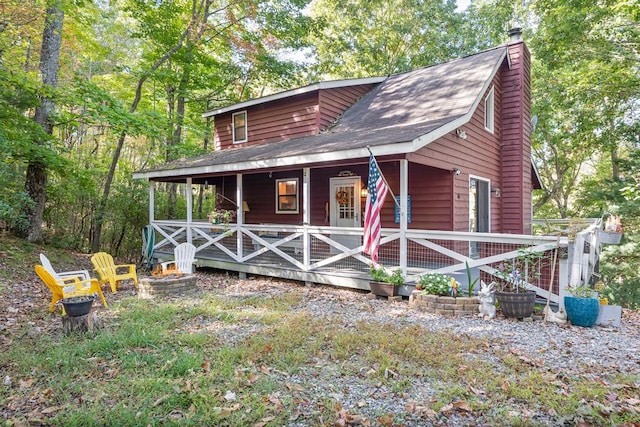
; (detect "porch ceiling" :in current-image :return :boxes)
[134,47,507,181]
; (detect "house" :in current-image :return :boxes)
[134,29,569,300]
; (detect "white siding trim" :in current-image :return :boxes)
[484,86,495,133]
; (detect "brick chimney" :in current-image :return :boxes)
[500,29,532,234]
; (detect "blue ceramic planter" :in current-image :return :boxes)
[564,296,599,328]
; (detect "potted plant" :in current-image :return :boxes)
[599,214,623,244]
[564,285,599,327]
[208,209,236,225]
[369,265,405,297]
[492,249,544,319]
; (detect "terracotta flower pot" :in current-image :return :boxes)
[369,281,399,297]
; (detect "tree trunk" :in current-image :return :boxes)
[25,2,63,243]
[611,147,620,180]
[165,58,190,220]
[90,0,209,251]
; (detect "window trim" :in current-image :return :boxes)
[232,110,248,144]
[275,178,299,214]
[484,86,495,133]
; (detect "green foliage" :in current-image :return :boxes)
[576,147,640,308]
[0,191,33,237]
[566,285,597,299]
[530,0,639,218]
[307,0,468,79]
[465,261,479,297]
[494,249,546,293]
[369,265,405,286]
[417,272,454,296]
[600,235,640,310]
[388,268,406,286]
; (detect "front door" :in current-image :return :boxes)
[469,177,490,258]
[330,177,361,250]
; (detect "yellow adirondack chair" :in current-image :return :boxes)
[91,252,138,293]
[35,265,108,313]
[40,253,91,281]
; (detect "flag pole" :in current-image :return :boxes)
[367,146,402,212]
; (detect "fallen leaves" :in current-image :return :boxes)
[509,347,544,367]
[334,402,369,426]
[3,249,640,427]
[440,400,472,414]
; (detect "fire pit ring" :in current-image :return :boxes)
[138,275,198,298]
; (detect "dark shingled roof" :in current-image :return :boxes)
[135,46,507,178]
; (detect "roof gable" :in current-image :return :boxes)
[203,77,386,118]
[135,46,508,179]
[337,47,506,136]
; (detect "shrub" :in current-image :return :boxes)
[370,265,405,286]
[418,272,456,296]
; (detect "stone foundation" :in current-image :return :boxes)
[409,291,478,317]
[138,275,198,298]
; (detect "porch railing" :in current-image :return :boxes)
[150,220,575,304]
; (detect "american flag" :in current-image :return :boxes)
[363,153,389,264]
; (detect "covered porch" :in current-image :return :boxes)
[136,155,605,310]
[148,217,603,308]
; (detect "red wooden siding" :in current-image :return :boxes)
[243,171,304,225]
[318,85,375,130]
[215,94,319,149]
[205,45,532,235]
[407,68,503,234]
[226,162,452,230]
[214,84,376,150]
[500,41,532,234]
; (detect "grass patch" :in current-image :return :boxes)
[2,236,639,426]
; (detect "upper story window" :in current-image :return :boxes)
[275,178,299,214]
[484,87,495,133]
[232,111,247,143]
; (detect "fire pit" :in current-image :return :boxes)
[138,274,198,298]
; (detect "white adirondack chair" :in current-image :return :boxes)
[160,243,196,274]
[40,253,91,281]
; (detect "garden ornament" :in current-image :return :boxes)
[477,281,496,320]
[543,306,568,325]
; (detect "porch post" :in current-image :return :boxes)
[400,160,408,275]
[558,237,569,310]
[148,181,154,224]
[186,178,193,243]
[236,173,244,262]
[303,167,310,270]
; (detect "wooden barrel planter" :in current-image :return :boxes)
[495,291,536,319]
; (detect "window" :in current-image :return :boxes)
[275,178,298,214]
[232,111,247,143]
[484,87,494,133]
